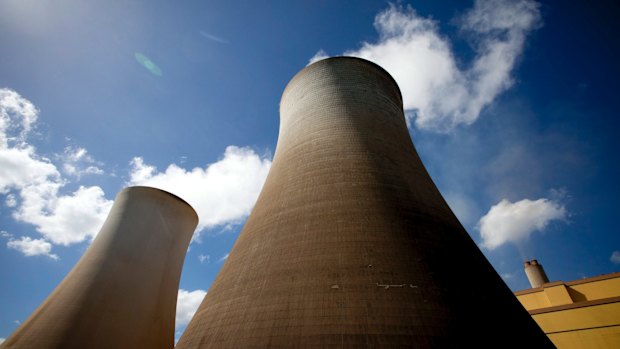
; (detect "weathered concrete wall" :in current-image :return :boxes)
[176,57,552,348]
[1,186,197,349]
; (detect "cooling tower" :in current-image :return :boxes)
[176,57,553,347]
[1,186,197,349]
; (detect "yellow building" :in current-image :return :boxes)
[515,263,620,348]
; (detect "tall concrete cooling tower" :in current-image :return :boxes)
[176,57,553,347]
[1,186,197,349]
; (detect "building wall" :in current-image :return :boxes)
[515,272,620,348]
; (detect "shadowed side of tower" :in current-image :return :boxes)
[1,186,198,349]
[177,57,553,348]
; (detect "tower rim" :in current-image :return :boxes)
[281,56,403,107]
[122,186,198,222]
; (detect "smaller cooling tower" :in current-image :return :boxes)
[1,186,198,349]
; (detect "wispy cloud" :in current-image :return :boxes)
[411,97,589,244]
[198,254,210,264]
[443,192,480,227]
[217,253,229,263]
[312,0,542,131]
[199,31,229,44]
[611,251,620,265]
[5,193,17,207]
[0,89,38,144]
[308,49,328,65]
[478,198,567,250]
[500,272,514,281]
[60,145,104,178]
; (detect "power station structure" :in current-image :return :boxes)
[524,259,550,288]
[1,187,198,349]
[1,57,555,348]
[176,57,553,347]
[516,261,620,348]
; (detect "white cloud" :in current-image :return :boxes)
[0,88,38,146]
[7,236,59,260]
[217,253,229,263]
[14,185,113,245]
[2,89,272,255]
[0,145,59,194]
[129,146,271,234]
[198,254,210,264]
[0,88,113,250]
[61,145,104,178]
[176,289,206,329]
[308,49,329,65]
[611,251,620,265]
[478,198,566,250]
[5,193,17,207]
[128,157,155,183]
[310,0,541,131]
[0,337,4,344]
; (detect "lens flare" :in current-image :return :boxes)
[134,53,163,76]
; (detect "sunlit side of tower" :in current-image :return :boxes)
[177,57,553,347]
[1,186,198,349]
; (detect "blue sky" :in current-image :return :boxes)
[1,0,619,343]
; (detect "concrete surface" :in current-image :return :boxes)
[176,57,553,348]
[1,186,198,349]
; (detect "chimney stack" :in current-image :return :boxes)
[524,259,550,288]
